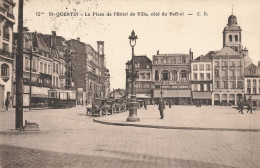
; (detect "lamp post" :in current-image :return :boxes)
[29,51,32,111]
[16,0,24,129]
[126,30,140,122]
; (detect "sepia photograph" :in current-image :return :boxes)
[0,0,260,167]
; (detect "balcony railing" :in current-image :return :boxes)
[0,6,15,20]
[0,48,13,59]
[7,12,14,19]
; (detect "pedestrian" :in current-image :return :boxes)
[247,96,253,114]
[158,99,165,119]
[144,100,147,110]
[196,100,199,107]
[169,101,171,108]
[238,98,244,114]
[199,100,202,107]
[5,99,9,111]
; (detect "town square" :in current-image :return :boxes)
[0,0,260,167]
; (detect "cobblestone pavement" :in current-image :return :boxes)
[95,105,260,130]
[0,106,260,168]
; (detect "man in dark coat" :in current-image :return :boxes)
[5,99,9,111]
[144,100,147,110]
[169,101,171,108]
[158,99,165,119]
[247,96,253,114]
[238,97,244,114]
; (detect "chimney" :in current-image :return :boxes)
[258,61,260,67]
[77,37,80,41]
[242,47,248,57]
[190,48,193,60]
[51,31,56,47]
[23,27,29,32]
[52,31,56,36]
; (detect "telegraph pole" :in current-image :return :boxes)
[15,0,24,129]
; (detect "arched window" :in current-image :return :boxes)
[229,35,232,42]
[172,70,177,81]
[235,35,238,42]
[222,94,227,102]
[1,64,10,82]
[179,70,188,81]
[161,70,170,81]
[214,94,220,100]
[155,70,159,81]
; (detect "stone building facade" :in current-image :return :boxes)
[152,50,193,105]
[0,0,15,110]
[244,62,260,106]
[191,53,213,105]
[211,14,248,105]
[212,47,244,105]
[125,55,153,104]
[12,30,73,108]
[67,39,110,105]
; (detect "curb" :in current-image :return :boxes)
[0,130,48,135]
[93,119,260,132]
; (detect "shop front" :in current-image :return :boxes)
[153,89,191,105]
[192,92,212,105]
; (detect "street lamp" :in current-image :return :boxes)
[126,30,140,122]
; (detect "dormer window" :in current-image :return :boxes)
[251,68,256,74]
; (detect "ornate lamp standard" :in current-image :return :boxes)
[126,30,140,122]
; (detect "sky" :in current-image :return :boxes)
[13,0,260,89]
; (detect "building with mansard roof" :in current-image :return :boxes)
[12,29,74,108]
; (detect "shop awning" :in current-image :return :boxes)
[192,92,212,99]
[154,90,191,98]
[31,94,49,98]
[136,94,151,99]
[245,95,260,100]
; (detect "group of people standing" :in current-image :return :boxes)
[238,96,253,114]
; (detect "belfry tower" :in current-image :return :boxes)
[223,14,242,54]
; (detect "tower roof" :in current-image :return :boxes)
[228,14,238,26]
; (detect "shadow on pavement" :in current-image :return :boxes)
[0,144,236,168]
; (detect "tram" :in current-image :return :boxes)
[48,89,76,108]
